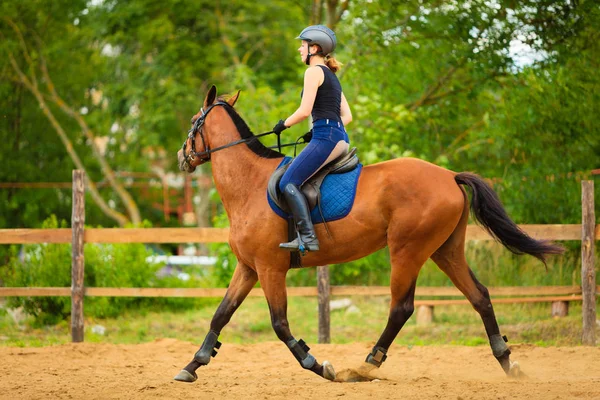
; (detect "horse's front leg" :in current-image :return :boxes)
[260,269,336,381]
[174,262,257,382]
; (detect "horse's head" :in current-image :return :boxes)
[177,85,240,173]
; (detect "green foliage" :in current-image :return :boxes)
[330,249,391,286]
[417,242,585,289]
[287,251,393,287]
[1,216,212,324]
[1,216,72,325]
[1,0,598,228]
[1,217,68,325]
[338,0,599,224]
[83,242,159,318]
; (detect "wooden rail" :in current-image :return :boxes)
[0,227,231,244]
[1,224,598,244]
[0,285,595,298]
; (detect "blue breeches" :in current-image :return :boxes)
[279,119,349,191]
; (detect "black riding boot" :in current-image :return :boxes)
[279,183,320,253]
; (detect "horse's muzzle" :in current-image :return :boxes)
[177,149,196,173]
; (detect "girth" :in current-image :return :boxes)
[268,147,359,213]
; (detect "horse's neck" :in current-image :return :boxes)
[210,133,281,219]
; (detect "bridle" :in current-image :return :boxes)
[181,101,281,168]
[181,100,313,169]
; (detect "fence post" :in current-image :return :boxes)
[416,305,434,325]
[71,170,85,342]
[581,180,596,346]
[551,301,569,318]
[317,265,330,343]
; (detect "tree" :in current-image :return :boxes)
[1,5,140,226]
[0,0,596,231]
[309,0,350,29]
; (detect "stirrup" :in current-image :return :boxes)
[279,236,320,254]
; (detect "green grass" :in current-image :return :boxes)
[1,296,597,348]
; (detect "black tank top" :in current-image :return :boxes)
[305,65,342,123]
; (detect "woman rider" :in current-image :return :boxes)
[273,25,353,253]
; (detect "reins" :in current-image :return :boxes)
[182,101,309,166]
[267,135,311,157]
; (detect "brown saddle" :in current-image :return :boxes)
[267,147,359,213]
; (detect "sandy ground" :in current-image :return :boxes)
[0,340,598,399]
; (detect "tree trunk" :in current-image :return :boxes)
[311,0,322,25]
[311,0,348,29]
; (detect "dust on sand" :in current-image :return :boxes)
[1,340,598,399]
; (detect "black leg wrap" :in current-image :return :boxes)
[365,346,388,367]
[490,334,510,358]
[286,338,316,369]
[194,330,222,365]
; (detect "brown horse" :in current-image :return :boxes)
[174,85,563,383]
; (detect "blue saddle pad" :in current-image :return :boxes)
[267,157,363,224]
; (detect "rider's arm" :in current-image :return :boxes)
[340,92,352,126]
[284,67,323,128]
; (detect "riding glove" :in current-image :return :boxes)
[301,130,313,143]
[273,119,289,135]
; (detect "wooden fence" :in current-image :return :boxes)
[0,171,597,344]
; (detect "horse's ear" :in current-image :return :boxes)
[227,90,241,107]
[204,85,217,109]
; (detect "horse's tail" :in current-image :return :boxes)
[455,172,564,265]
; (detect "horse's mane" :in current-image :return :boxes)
[219,97,283,159]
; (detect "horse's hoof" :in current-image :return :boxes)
[508,361,523,379]
[322,360,336,381]
[174,369,197,382]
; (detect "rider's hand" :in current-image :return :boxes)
[301,130,313,143]
[273,119,288,135]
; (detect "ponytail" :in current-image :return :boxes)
[325,55,342,73]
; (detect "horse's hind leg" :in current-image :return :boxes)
[174,262,258,382]
[259,268,336,381]
[363,248,424,371]
[431,214,519,377]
